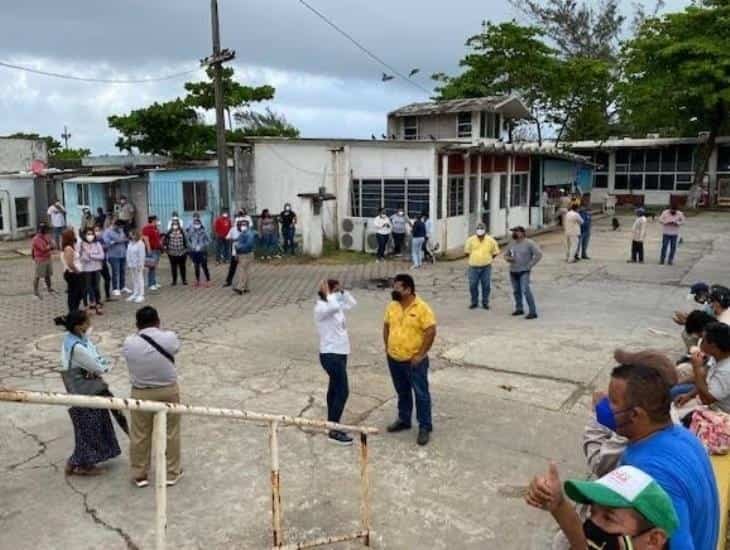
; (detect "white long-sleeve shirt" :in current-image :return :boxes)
[126,240,147,270]
[373,215,392,236]
[632,216,648,242]
[563,211,584,237]
[314,291,357,355]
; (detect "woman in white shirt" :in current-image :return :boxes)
[372,209,392,262]
[314,279,356,445]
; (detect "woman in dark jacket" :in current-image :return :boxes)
[163,219,189,285]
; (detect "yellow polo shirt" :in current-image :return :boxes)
[384,296,436,361]
[464,235,500,267]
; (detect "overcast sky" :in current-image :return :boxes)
[0,0,689,154]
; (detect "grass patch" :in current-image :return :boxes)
[318,239,373,265]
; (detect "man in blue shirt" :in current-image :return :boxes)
[606,363,718,549]
[575,206,592,261]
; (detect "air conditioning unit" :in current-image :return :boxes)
[339,218,366,252]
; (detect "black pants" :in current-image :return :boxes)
[84,271,101,305]
[319,353,349,423]
[190,252,210,282]
[376,234,389,259]
[64,271,86,313]
[392,233,405,255]
[99,261,111,300]
[225,257,238,285]
[169,255,187,285]
[631,240,644,263]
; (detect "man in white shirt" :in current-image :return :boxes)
[314,279,356,445]
[629,208,648,263]
[47,200,67,248]
[223,218,244,287]
[563,205,583,263]
[709,285,730,325]
[372,209,392,262]
[658,206,685,265]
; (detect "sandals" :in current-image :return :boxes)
[65,463,104,476]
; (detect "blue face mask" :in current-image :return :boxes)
[595,397,633,432]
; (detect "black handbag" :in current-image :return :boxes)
[61,343,109,396]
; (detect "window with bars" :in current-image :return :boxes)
[76,183,90,206]
[403,117,418,140]
[15,197,30,228]
[360,179,382,218]
[594,174,608,188]
[676,174,692,191]
[351,178,431,219]
[457,113,472,138]
[407,180,430,219]
[383,180,405,213]
[616,150,630,173]
[480,112,500,139]
[182,181,208,212]
[350,179,361,216]
[510,174,528,207]
[448,177,465,217]
[499,175,508,208]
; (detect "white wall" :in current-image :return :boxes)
[591,187,687,207]
[0,176,36,239]
[0,139,47,173]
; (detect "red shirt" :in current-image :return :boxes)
[214,216,232,238]
[142,223,162,251]
[31,233,53,263]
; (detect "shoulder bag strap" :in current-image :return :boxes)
[138,334,175,364]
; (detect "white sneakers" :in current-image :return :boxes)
[126,294,145,303]
[121,287,133,294]
[112,289,121,297]
[149,284,161,291]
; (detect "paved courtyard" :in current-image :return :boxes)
[1,211,729,549]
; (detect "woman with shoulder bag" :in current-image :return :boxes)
[59,310,122,476]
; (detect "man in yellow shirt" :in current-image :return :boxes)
[383,274,437,446]
[464,223,500,310]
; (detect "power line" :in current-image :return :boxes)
[0,60,200,84]
[297,0,431,95]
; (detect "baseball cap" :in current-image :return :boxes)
[564,466,678,536]
[690,282,709,296]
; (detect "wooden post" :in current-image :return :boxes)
[270,421,283,547]
[359,433,371,546]
[153,411,168,550]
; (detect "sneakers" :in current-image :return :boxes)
[33,294,41,301]
[386,420,411,433]
[121,287,133,294]
[133,296,144,304]
[149,284,160,291]
[134,477,149,488]
[126,294,137,302]
[112,289,121,297]
[417,429,430,446]
[166,470,184,487]
[328,431,354,446]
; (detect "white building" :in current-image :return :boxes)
[0,174,36,240]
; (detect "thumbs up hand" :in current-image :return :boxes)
[525,462,564,512]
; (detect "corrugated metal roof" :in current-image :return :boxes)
[64,175,139,184]
[569,136,730,149]
[388,96,529,118]
[441,141,594,165]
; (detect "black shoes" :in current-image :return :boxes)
[233,289,243,295]
[417,429,430,446]
[387,420,412,433]
[469,304,478,310]
[526,313,538,320]
[328,431,354,446]
[512,310,524,316]
[482,304,490,310]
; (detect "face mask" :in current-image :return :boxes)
[476,229,486,236]
[595,396,633,432]
[85,235,94,242]
[193,222,202,228]
[240,226,248,232]
[223,213,229,218]
[397,211,404,216]
[582,519,622,550]
[391,290,403,302]
[512,233,519,240]
[172,225,179,230]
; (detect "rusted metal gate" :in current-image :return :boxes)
[0,389,377,550]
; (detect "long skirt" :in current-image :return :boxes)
[67,407,121,468]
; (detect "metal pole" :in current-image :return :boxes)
[270,421,283,548]
[359,433,371,546]
[154,411,168,550]
[211,0,229,209]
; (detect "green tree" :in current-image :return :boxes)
[51,148,92,161]
[434,22,563,143]
[618,0,730,192]
[184,67,275,129]
[232,108,300,138]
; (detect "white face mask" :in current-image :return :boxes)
[476,229,486,236]
[397,211,404,216]
[285,206,291,212]
[85,235,94,242]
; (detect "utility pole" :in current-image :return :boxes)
[206,0,235,210]
[61,126,71,150]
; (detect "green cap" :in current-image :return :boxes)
[564,466,679,537]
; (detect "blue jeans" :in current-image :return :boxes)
[387,356,432,431]
[109,257,126,291]
[468,265,492,307]
[53,226,65,249]
[579,230,591,258]
[411,237,424,267]
[319,353,349,423]
[146,251,160,287]
[376,234,389,259]
[661,234,678,264]
[215,237,230,263]
[670,383,695,400]
[282,225,296,254]
[258,233,278,256]
[510,270,537,316]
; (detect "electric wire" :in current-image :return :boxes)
[0,60,199,84]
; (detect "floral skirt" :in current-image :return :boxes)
[67,407,122,468]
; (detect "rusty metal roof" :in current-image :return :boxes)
[388,96,530,119]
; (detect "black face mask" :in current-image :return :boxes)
[582,519,622,550]
[391,290,403,302]
[512,233,519,240]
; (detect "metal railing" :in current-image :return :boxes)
[0,388,378,550]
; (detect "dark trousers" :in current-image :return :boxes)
[225,257,238,285]
[282,225,296,254]
[319,353,349,423]
[64,271,86,313]
[169,255,187,284]
[84,271,101,305]
[392,233,406,255]
[577,230,591,258]
[631,240,645,263]
[376,234,389,259]
[660,234,678,264]
[510,270,537,316]
[99,261,111,300]
[387,356,432,431]
[215,237,230,263]
[190,252,210,282]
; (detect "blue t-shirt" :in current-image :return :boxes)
[621,425,718,550]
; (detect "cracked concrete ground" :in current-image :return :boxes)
[1,211,729,549]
